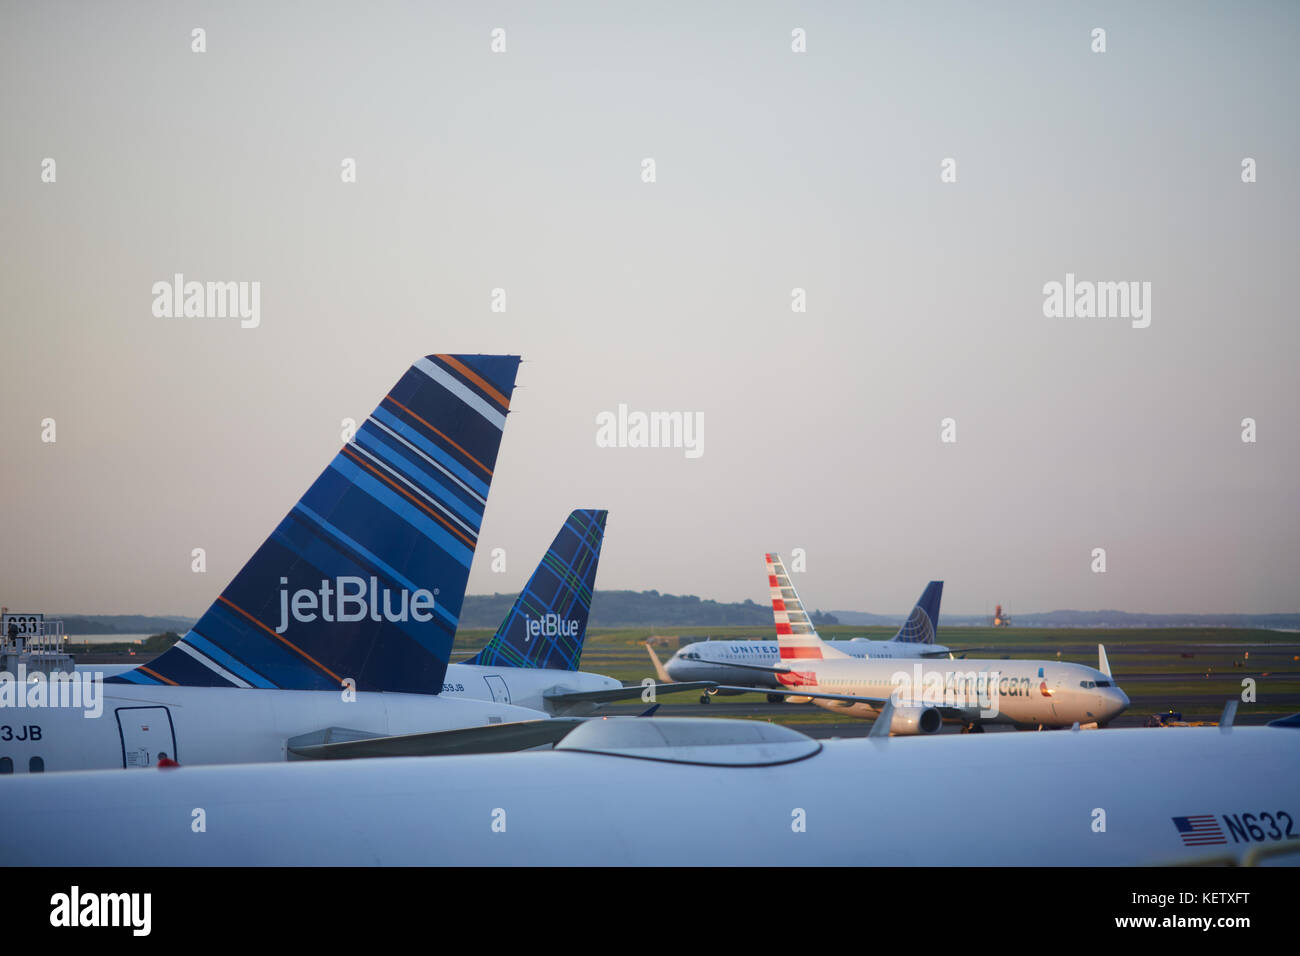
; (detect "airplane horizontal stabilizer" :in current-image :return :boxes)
[543,681,719,715]
[288,716,586,759]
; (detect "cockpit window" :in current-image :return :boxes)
[1095,680,1111,687]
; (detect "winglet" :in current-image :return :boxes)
[868,696,895,738]
[1098,644,1112,678]
[1219,699,1238,732]
[645,641,674,683]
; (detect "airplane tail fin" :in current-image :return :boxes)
[466,509,607,671]
[766,552,848,660]
[889,581,943,644]
[109,354,520,694]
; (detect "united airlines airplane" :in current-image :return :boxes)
[651,554,950,703]
[0,354,555,773]
[2,714,1296,865]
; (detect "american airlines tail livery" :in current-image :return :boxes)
[0,354,554,774]
[657,553,950,703]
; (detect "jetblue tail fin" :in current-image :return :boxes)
[110,354,520,694]
[889,581,943,644]
[766,553,849,660]
[466,509,607,671]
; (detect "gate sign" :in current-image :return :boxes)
[2,613,44,638]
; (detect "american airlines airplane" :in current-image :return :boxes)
[0,354,558,774]
[705,554,1130,733]
[2,714,1296,865]
[650,554,951,703]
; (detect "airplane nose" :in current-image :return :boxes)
[1109,687,1130,717]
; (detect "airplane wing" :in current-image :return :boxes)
[288,717,587,760]
[714,685,978,721]
[543,681,718,715]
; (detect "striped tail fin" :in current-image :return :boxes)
[109,354,520,694]
[466,509,608,671]
[889,581,943,644]
[766,553,848,660]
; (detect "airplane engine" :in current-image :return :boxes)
[890,705,943,735]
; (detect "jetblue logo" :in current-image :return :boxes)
[525,613,580,641]
[276,577,436,633]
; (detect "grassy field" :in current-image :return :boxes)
[449,625,1300,727]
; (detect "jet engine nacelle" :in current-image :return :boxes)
[890,704,943,735]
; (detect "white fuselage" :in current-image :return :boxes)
[7,662,620,773]
[438,663,621,714]
[666,639,950,688]
[772,657,1129,727]
[73,662,622,714]
[1,724,1294,866]
[0,684,546,774]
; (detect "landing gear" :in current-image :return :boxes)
[960,722,985,734]
[699,693,710,704]
[767,693,785,704]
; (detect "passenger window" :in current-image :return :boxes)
[0,757,11,774]
[29,756,44,773]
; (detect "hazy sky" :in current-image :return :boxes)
[2,1,1297,618]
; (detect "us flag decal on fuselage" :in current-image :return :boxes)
[1171,815,1226,846]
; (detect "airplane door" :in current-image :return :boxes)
[482,675,511,704]
[116,706,177,768]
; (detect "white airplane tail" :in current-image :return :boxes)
[765,553,849,660]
